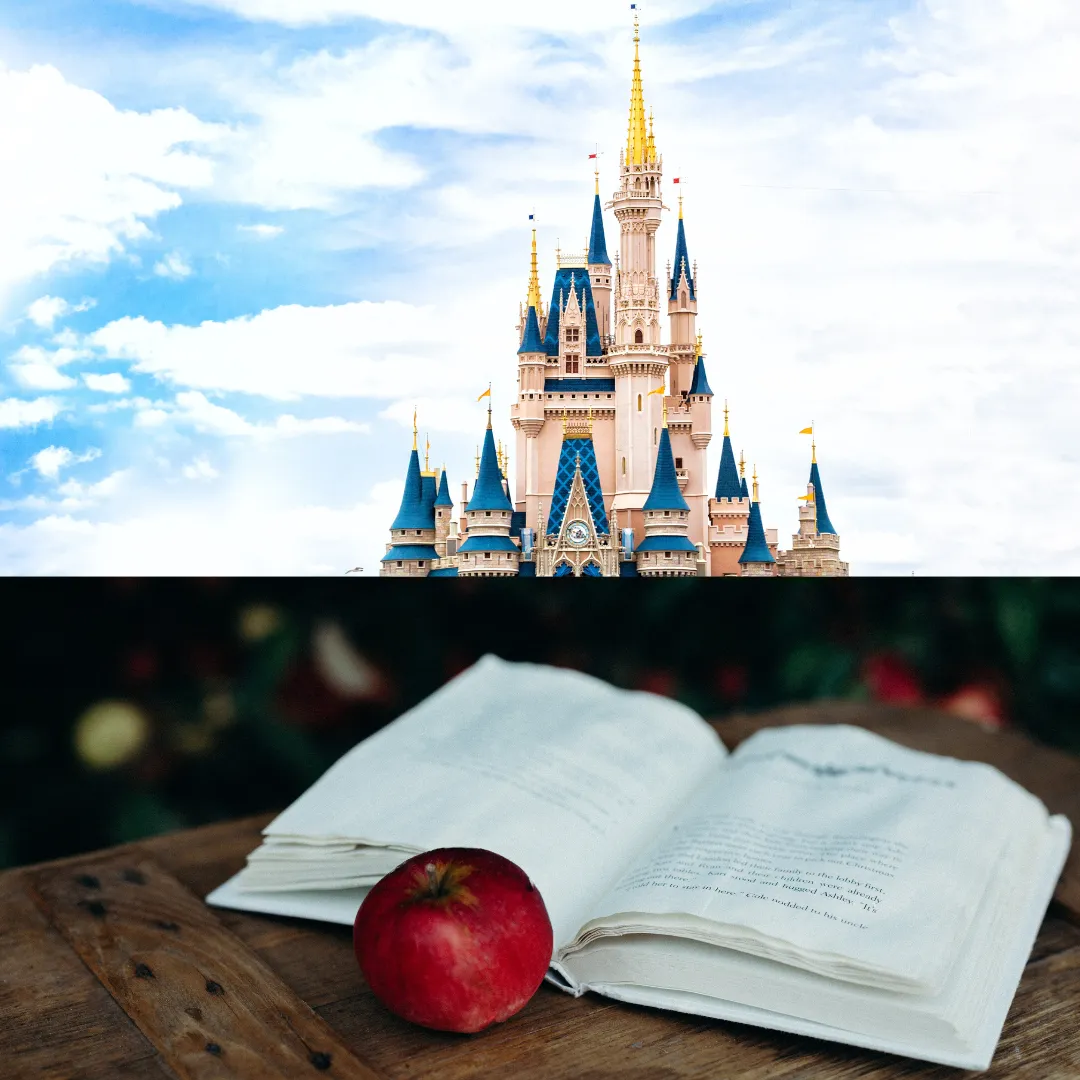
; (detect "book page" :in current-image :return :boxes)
[254,655,725,947]
[572,724,1042,992]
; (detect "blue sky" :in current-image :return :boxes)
[1,0,1078,573]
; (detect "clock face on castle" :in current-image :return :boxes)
[565,520,590,546]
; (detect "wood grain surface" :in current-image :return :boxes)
[2,702,1078,1080]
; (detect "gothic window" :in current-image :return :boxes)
[635,328,643,344]
[565,327,579,343]
[566,354,580,374]
[675,457,683,469]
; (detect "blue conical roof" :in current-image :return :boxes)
[715,436,741,498]
[643,427,690,512]
[390,449,432,531]
[588,193,610,266]
[518,303,544,354]
[420,473,437,528]
[468,422,513,512]
[739,499,775,564]
[810,460,837,534]
[434,468,453,507]
[688,354,713,396]
[669,216,695,301]
[740,475,749,499]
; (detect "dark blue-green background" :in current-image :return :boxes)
[2,578,1076,870]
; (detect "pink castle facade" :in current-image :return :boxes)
[380,18,848,579]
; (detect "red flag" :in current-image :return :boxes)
[588,153,598,159]
[673,177,680,183]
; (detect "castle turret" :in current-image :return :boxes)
[708,403,751,576]
[458,404,520,577]
[739,451,749,499]
[738,467,777,577]
[667,191,698,397]
[635,411,697,577]
[776,436,849,576]
[433,465,453,558]
[380,411,438,577]
[588,168,613,345]
[608,14,668,531]
[511,230,550,525]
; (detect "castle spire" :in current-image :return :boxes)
[412,406,418,451]
[588,184,611,267]
[687,331,713,396]
[809,445,838,535]
[647,107,656,162]
[670,196,695,301]
[626,14,648,166]
[643,426,690,513]
[714,400,741,499]
[739,465,775,566]
[739,450,748,499]
[527,228,541,311]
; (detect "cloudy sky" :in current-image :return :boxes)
[1,0,1077,574]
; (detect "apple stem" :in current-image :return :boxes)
[425,862,441,896]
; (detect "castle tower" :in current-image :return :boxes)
[511,231,550,527]
[776,436,849,576]
[738,468,777,577]
[380,411,438,577]
[433,466,453,558]
[458,403,520,577]
[708,403,751,576]
[588,167,613,345]
[608,14,668,530]
[634,409,698,576]
[667,192,698,397]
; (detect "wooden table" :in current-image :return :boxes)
[4,703,1079,1080]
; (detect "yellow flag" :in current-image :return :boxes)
[798,493,815,501]
[647,385,665,396]
[477,387,491,401]
[799,426,813,435]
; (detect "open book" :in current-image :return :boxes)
[206,656,1071,1071]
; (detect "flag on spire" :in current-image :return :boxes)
[647,384,665,396]
[799,426,813,435]
[477,387,491,401]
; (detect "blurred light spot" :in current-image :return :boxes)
[74,701,150,770]
[238,604,282,642]
[312,621,388,701]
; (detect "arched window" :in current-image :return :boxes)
[622,456,627,475]
[654,428,658,445]
[635,328,643,344]
[637,394,642,412]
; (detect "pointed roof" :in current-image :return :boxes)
[809,460,837,535]
[518,303,544,354]
[669,213,696,301]
[390,448,431,530]
[467,419,513,512]
[740,474,749,499]
[643,426,690,512]
[420,473,437,527]
[434,468,453,508]
[588,193,610,266]
[688,353,713,396]
[627,16,648,166]
[739,485,775,565]
[544,267,602,357]
[715,437,741,499]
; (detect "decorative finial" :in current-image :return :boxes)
[723,398,729,438]
[595,164,600,195]
[752,464,759,503]
[739,449,746,478]
[695,330,702,359]
[678,190,683,219]
[811,423,817,464]
[475,445,480,477]
[627,10,647,166]
[662,399,668,428]
[412,407,418,451]
[424,432,430,472]
[486,383,493,429]
[527,229,541,311]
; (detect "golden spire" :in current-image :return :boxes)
[812,428,817,464]
[647,108,656,163]
[626,14,648,166]
[662,398,668,428]
[695,330,702,360]
[424,433,430,472]
[739,449,746,478]
[475,445,480,477]
[527,229,541,311]
[723,398,730,438]
[678,190,683,219]
[595,165,600,196]
[752,465,759,503]
[412,407,418,451]
[486,382,493,429]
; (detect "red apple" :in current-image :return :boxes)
[353,847,553,1033]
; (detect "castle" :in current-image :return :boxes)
[380,16,848,578]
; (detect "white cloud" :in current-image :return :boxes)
[0,64,226,313]
[83,372,132,393]
[0,397,62,429]
[182,456,220,480]
[237,223,284,238]
[9,352,77,390]
[152,252,193,279]
[26,295,95,328]
[87,302,460,399]
[379,397,488,437]
[30,445,102,480]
